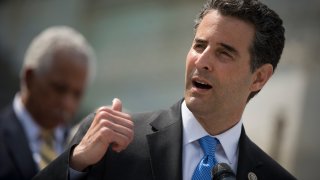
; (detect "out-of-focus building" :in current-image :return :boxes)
[0,0,319,179]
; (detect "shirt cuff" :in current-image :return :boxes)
[68,167,87,180]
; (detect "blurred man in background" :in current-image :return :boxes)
[0,26,95,180]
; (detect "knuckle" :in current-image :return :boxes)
[98,127,106,136]
[97,112,112,122]
[99,127,114,138]
[95,111,106,119]
[124,114,132,120]
[100,120,115,130]
[128,120,134,129]
[96,106,109,113]
[96,108,113,117]
[99,119,108,126]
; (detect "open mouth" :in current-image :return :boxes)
[192,80,212,89]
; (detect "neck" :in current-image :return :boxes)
[194,110,242,135]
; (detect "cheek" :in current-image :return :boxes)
[186,51,197,73]
[224,74,253,98]
[31,86,49,104]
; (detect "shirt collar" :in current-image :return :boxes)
[13,93,40,143]
[181,100,242,164]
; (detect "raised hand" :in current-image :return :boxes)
[70,98,134,171]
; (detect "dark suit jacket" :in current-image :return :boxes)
[33,100,296,180]
[0,105,38,180]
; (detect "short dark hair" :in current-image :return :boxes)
[194,0,285,100]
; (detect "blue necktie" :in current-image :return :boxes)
[192,135,218,180]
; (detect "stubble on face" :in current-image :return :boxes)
[184,10,256,134]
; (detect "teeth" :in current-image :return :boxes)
[196,81,208,85]
[193,79,212,89]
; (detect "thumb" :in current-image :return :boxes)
[112,98,122,112]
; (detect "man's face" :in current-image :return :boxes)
[27,51,88,129]
[184,10,257,120]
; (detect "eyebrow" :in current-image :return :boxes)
[194,38,208,45]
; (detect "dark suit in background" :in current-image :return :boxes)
[33,100,295,180]
[0,104,70,180]
[0,105,38,180]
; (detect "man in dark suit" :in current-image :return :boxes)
[0,26,96,180]
[34,0,296,179]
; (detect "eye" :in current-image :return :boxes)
[50,81,68,94]
[220,50,231,57]
[193,43,206,53]
[216,49,234,61]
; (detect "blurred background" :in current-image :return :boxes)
[0,0,319,179]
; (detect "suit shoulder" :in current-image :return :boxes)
[131,110,163,123]
[245,137,296,179]
[0,105,14,120]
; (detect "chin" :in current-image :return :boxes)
[185,96,200,107]
[41,123,59,130]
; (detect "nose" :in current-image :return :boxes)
[61,93,78,115]
[194,49,213,71]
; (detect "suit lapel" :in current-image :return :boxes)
[147,100,183,180]
[236,126,263,179]
[3,106,38,179]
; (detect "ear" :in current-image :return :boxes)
[23,68,36,90]
[250,64,273,92]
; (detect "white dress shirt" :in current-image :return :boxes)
[181,100,242,180]
[13,94,67,170]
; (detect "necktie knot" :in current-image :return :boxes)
[40,130,55,142]
[192,135,218,180]
[199,135,218,156]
